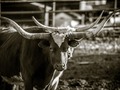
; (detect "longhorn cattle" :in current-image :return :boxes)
[0,10,118,90]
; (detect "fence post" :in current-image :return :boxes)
[0,0,1,26]
[52,1,56,27]
[44,3,50,26]
[114,0,117,29]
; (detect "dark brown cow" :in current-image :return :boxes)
[0,10,118,90]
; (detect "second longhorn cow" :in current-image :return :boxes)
[0,10,118,90]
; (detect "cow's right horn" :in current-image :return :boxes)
[0,16,50,40]
[32,16,69,32]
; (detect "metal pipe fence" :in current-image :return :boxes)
[0,0,120,31]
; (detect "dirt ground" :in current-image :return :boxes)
[58,54,120,90]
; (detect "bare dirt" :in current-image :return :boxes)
[58,54,120,90]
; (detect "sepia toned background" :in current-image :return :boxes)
[0,0,120,90]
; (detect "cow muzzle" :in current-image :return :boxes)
[54,63,66,71]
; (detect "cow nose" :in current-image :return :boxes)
[55,64,65,71]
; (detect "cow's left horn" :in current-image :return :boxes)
[75,10,104,32]
[89,9,120,36]
[0,16,50,39]
[89,10,115,35]
[69,10,120,39]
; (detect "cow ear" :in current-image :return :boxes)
[68,40,79,47]
[38,40,50,48]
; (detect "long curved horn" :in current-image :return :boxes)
[90,9,120,36]
[68,10,119,39]
[75,10,104,32]
[90,11,114,35]
[0,17,50,39]
[32,16,69,31]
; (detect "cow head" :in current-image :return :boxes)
[36,30,80,71]
[0,10,118,71]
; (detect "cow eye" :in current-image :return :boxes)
[68,40,79,47]
[38,40,50,48]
